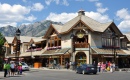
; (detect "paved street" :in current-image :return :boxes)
[0,69,130,80]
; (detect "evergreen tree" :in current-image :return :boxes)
[0,33,5,54]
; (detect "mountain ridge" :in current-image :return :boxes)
[0,20,62,37]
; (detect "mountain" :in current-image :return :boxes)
[0,20,62,37]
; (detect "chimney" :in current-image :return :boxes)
[78,9,85,16]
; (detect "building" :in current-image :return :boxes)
[3,10,130,68]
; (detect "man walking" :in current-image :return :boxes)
[7,62,11,76]
[3,62,8,77]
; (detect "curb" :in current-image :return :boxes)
[30,68,75,72]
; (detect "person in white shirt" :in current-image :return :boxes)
[10,62,15,76]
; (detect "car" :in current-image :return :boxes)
[20,62,30,71]
[76,64,97,75]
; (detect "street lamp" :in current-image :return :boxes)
[15,28,21,62]
[70,33,75,62]
[112,33,118,64]
[30,43,35,67]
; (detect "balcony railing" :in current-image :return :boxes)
[74,42,89,48]
[47,46,61,50]
[26,48,42,52]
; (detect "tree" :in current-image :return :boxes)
[0,32,5,52]
[0,33,5,70]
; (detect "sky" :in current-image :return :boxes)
[0,0,130,33]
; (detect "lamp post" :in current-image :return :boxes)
[15,28,21,62]
[70,33,75,62]
[112,33,118,64]
[30,43,35,67]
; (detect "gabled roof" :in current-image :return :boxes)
[48,15,113,34]
[18,36,36,43]
[5,37,14,44]
[11,36,37,43]
[124,34,130,42]
[31,37,46,42]
[52,24,63,33]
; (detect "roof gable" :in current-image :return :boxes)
[44,24,60,38]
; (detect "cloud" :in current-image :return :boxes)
[25,15,37,22]
[95,2,108,13]
[0,3,38,27]
[116,8,130,32]
[46,12,77,23]
[22,0,27,3]
[45,0,59,5]
[85,11,111,23]
[116,8,130,20]
[62,0,69,6]
[0,3,31,27]
[45,0,68,6]
[95,2,102,7]
[0,22,17,27]
[46,11,111,24]
[76,0,84,1]
[88,0,99,2]
[31,3,44,11]
[97,8,108,13]
[118,20,130,32]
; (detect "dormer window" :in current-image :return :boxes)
[47,35,61,50]
[102,28,119,48]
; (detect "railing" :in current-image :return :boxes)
[74,42,89,48]
[47,46,61,50]
[26,48,42,52]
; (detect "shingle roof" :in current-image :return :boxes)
[19,36,36,43]
[51,15,113,33]
[125,34,130,41]
[5,37,14,43]
[32,37,46,42]
[81,16,112,32]
[52,24,63,33]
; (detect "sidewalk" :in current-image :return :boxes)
[0,71,26,79]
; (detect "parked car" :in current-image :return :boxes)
[21,62,30,71]
[76,64,97,74]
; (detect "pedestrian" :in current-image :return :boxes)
[66,62,69,69]
[112,62,115,72]
[97,62,101,72]
[57,63,61,69]
[110,62,113,73]
[3,61,8,77]
[53,60,56,69]
[7,62,11,77]
[18,62,22,75]
[10,61,15,76]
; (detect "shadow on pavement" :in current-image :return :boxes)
[0,76,22,79]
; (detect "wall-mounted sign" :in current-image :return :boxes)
[77,32,84,38]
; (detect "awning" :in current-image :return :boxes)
[19,52,31,57]
[42,48,70,56]
[20,49,45,57]
[92,48,127,55]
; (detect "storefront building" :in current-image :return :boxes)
[3,10,130,68]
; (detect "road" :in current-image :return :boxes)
[0,69,130,80]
